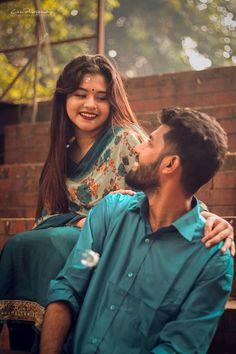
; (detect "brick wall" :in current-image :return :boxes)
[0,65,236,352]
[0,65,235,226]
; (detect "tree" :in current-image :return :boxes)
[105,0,236,77]
[0,0,119,102]
[0,0,235,102]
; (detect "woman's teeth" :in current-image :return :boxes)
[80,112,97,119]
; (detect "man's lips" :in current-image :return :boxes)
[79,112,98,120]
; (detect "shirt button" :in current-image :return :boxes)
[109,304,116,311]
[145,238,150,243]
[127,272,133,278]
[91,337,98,344]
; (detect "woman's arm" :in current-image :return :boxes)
[201,211,235,256]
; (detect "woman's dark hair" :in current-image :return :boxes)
[160,107,228,196]
[36,54,141,218]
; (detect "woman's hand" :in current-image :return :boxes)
[201,211,235,256]
[109,189,136,196]
[75,218,86,229]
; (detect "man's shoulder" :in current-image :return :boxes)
[101,191,145,216]
[104,191,145,206]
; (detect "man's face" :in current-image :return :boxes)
[125,125,171,191]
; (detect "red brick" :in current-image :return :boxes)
[200,105,236,120]
[0,323,10,350]
[130,90,236,114]
[128,75,236,101]
[210,205,236,216]
[127,66,236,91]
[0,218,34,236]
[220,119,236,133]
[0,218,35,250]
[210,189,236,205]
[228,135,236,152]
[4,122,50,163]
[213,171,236,189]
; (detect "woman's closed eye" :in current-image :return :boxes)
[75,94,86,98]
[95,93,108,101]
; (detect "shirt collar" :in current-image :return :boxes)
[172,197,206,241]
[128,193,206,242]
[127,192,148,219]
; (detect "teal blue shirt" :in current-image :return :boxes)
[48,192,233,354]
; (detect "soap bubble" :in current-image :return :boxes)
[80,249,100,268]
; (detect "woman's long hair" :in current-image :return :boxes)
[36,54,142,219]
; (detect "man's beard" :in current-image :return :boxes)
[125,157,163,192]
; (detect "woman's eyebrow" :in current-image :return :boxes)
[77,87,107,94]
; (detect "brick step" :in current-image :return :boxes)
[130,92,236,119]
[0,155,235,219]
[196,154,236,216]
[127,66,236,113]
[4,104,236,164]
[127,66,236,92]
[136,105,236,152]
[0,163,43,218]
[0,218,35,250]
[4,122,50,164]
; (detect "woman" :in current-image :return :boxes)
[0,55,234,351]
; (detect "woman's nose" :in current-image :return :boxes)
[83,95,97,109]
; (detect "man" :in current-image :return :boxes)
[40,107,233,354]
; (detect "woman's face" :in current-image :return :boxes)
[66,73,110,135]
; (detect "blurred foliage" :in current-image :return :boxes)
[0,0,235,102]
[0,0,119,102]
[106,0,236,76]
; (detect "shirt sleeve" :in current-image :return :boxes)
[151,251,233,354]
[46,197,112,320]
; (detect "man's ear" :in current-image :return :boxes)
[162,155,181,174]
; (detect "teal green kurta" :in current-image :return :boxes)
[0,126,145,328]
[48,193,233,354]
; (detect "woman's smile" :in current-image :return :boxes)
[79,112,98,120]
[66,73,110,135]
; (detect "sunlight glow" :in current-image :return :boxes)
[182,37,212,70]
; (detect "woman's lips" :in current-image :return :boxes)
[79,112,98,120]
